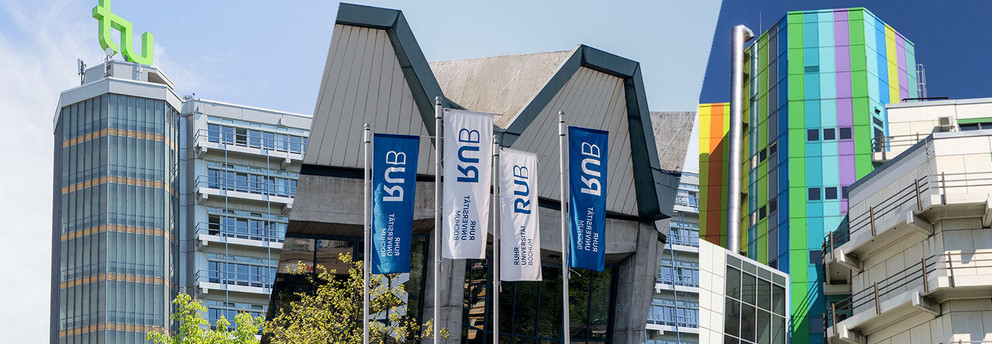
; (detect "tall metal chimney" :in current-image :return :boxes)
[728,25,754,253]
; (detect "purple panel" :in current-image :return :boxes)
[836,46,851,72]
[837,98,853,126]
[834,11,850,46]
[839,151,856,185]
[896,35,909,98]
[841,199,848,214]
[837,72,852,99]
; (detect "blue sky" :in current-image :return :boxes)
[0,1,720,341]
[700,0,992,103]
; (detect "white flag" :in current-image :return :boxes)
[499,148,542,281]
[442,109,493,259]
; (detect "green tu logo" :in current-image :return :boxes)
[92,0,153,65]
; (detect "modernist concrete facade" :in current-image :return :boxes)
[647,172,702,344]
[269,3,687,343]
[823,98,992,344]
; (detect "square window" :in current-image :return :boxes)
[839,127,852,140]
[808,187,821,201]
[759,148,767,162]
[842,186,849,199]
[823,128,836,140]
[809,250,823,265]
[769,141,778,156]
[825,187,838,200]
[807,129,819,141]
[873,117,884,127]
[769,198,778,213]
[759,206,767,220]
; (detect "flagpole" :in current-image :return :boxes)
[491,136,500,344]
[558,111,570,344]
[433,96,443,344]
[362,123,371,344]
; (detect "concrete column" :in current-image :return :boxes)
[610,221,663,343]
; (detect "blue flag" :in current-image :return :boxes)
[567,126,608,271]
[371,133,420,274]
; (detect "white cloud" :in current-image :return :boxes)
[0,0,97,341]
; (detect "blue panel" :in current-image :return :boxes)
[804,47,820,67]
[806,217,824,248]
[818,16,834,48]
[807,158,822,186]
[805,73,821,100]
[820,100,837,128]
[820,72,837,101]
[804,19,819,47]
[805,100,821,128]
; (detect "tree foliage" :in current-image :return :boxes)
[146,292,264,344]
[264,253,447,344]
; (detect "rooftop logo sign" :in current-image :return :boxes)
[92,0,153,65]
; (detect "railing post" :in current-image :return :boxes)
[831,302,837,335]
[915,178,923,212]
[870,206,877,237]
[941,172,947,204]
[921,257,929,293]
[946,252,955,288]
[874,282,881,314]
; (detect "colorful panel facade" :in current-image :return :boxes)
[738,8,917,344]
[698,103,731,248]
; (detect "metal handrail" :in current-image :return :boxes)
[657,270,700,287]
[195,269,273,289]
[194,175,296,198]
[647,303,700,328]
[194,222,285,243]
[826,251,992,332]
[193,128,306,154]
[872,133,927,159]
[831,176,929,247]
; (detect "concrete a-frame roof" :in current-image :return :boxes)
[308,3,678,221]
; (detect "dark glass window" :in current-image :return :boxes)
[758,206,767,220]
[769,198,778,214]
[842,186,849,199]
[808,188,821,201]
[825,187,838,200]
[807,129,819,141]
[768,141,777,156]
[839,127,852,140]
[809,250,823,265]
[759,148,767,162]
[823,128,836,140]
[873,117,884,127]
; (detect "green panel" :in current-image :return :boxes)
[788,74,805,100]
[757,223,768,263]
[788,101,805,130]
[758,174,768,205]
[956,117,992,124]
[788,128,806,159]
[856,153,872,178]
[850,45,867,71]
[852,98,870,126]
[851,70,868,97]
[787,13,804,48]
[788,48,804,75]
[788,186,807,219]
[848,15,866,46]
[848,7,865,22]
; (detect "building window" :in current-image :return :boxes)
[759,148,767,163]
[873,117,884,127]
[807,129,819,142]
[839,127,852,140]
[808,187,821,201]
[768,141,778,156]
[769,198,778,214]
[824,187,838,200]
[724,264,787,344]
[823,128,836,140]
[842,186,849,199]
[758,206,767,220]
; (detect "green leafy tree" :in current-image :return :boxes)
[264,253,447,344]
[146,292,264,344]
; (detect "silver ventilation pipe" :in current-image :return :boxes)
[728,24,754,253]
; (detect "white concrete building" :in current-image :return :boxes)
[647,172,702,344]
[823,98,992,344]
[180,99,311,326]
[698,239,790,344]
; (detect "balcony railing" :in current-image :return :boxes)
[825,251,992,333]
[195,175,296,198]
[667,234,699,248]
[194,128,306,155]
[872,133,929,160]
[647,302,699,328]
[195,269,273,290]
[657,269,700,288]
[847,176,930,239]
[195,222,285,244]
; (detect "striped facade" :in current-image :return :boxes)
[698,103,732,248]
[701,8,919,344]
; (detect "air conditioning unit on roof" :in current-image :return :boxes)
[936,116,956,132]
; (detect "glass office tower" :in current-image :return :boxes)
[700,8,919,344]
[52,63,181,344]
